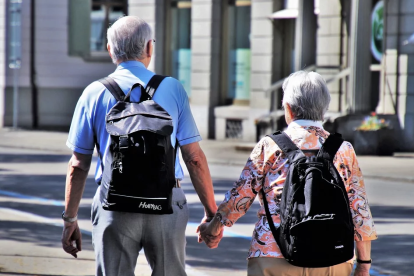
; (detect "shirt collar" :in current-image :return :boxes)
[116,60,146,71]
[288,119,324,129]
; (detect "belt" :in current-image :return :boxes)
[174,179,181,188]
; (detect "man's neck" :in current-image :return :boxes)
[117,59,148,68]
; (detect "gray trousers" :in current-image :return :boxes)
[91,186,189,276]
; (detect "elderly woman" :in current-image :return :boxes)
[198,71,377,276]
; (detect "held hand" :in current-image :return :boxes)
[196,215,214,243]
[198,222,224,249]
[354,263,370,276]
[61,221,82,258]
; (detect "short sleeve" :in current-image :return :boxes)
[66,85,97,155]
[175,84,201,146]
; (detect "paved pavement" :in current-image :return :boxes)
[0,128,413,276]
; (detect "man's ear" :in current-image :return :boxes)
[147,40,153,57]
[107,43,112,59]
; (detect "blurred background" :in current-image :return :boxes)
[1,0,414,148]
[0,1,413,276]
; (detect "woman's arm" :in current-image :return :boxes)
[198,138,276,247]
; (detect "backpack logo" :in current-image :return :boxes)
[335,245,344,249]
[139,202,162,211]
[302,214,335,222]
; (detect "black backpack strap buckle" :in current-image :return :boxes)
[119,135,129,152]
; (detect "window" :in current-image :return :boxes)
[68,0,128,60]
[222,0,251,105]
[169,0,192,96]
[91,0,127,52]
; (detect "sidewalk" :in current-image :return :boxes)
[0,128,413,276]
[1,128,413,183]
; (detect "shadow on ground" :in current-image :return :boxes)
[0,174,97,201]
[186,236,250,270]
[370,205,414,219]
[0,220,94,252]
[0,153,71,163]
[371,234,414,276]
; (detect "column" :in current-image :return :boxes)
[316,0,343,113]
[295,0,317,71]
[190,0,221,139]
[247,0,279,141]
[348,0,372,114]
[0,0,6,128]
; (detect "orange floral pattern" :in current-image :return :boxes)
[217,120,378,261]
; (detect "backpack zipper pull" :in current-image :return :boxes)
[119,161,123,173]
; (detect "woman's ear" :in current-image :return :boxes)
[284,103,294,124]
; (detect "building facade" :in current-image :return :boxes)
[0,0,413,150]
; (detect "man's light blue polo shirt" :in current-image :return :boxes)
[66,61,201,183]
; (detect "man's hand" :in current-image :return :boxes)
[197,222,223,249]
[62,152,91,258]
[61,221,82,258]
[196,215,215,243]
[354,263,370,276]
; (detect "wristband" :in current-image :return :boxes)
[62,211,78,223]
[356,258,372,264]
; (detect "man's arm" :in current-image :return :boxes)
[354,240,371,276]
[61,152,92,258]
[181,142,217,218]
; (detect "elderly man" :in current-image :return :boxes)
[199,71,377,276]
[61,16,218,276]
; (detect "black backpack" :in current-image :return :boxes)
[261,131,354,267]
[96,75,177,214]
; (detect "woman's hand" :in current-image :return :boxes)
[197,222,223,249]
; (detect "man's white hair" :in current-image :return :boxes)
[282,71,331,121]
[107,16,152,64]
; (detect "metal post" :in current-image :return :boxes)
[12,69,19,128]
[8,0,22,129]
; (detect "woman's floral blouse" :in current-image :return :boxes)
[216,120,378,261]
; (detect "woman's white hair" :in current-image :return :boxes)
[282,71,331,121]
[107,16,152,64]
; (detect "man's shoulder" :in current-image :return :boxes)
[82,80,106,99]
[153,76,188,103]
[157,76,184,91]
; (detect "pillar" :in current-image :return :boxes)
[295,0,317,71]
[247,0,280,141]
[190,0,222,139]
[348,0,372,113]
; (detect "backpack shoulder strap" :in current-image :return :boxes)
[140,75,167,102]
[267,131,304,163]
[98,76,125,102]
[317,133,344,161]
[267,131,299,153]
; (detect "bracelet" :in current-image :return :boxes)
[62,211,78,223]
[356,258,372,264]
